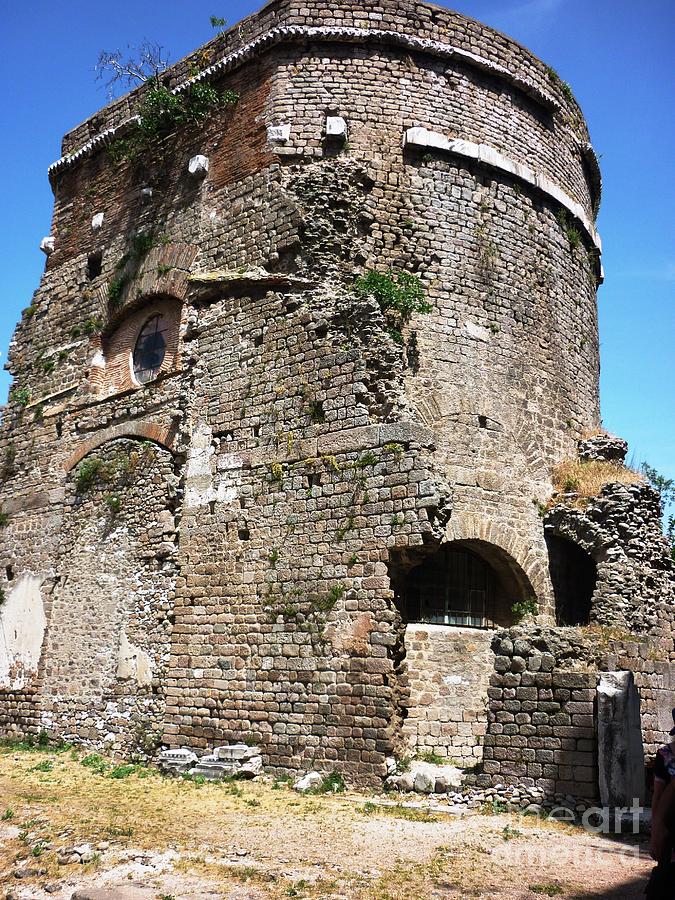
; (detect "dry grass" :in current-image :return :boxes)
[551,458,643,504]
[0,745,653,899]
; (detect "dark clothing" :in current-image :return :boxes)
[655,745,675,785]
[645,863,675,899]
[649,758,675,899]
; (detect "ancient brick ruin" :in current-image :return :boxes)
[1,0,673,802]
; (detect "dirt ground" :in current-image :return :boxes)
[0,744,655,899]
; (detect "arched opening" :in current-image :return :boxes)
[388,539,534,766]
[391,540,530,629]
[94,296,182,398]
[546,534,597,626]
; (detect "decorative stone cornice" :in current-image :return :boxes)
[404,127,602,255]
[47,25,560,178]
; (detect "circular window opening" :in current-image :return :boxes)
[133,314,168,385]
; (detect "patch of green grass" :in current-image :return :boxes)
[80,753,108,775]
[75,457,105,493]
[108,276,126,308]
[511,597,538,623]
[529,884,565,897]
[31,840,47,857]
[1,808,14,821]
[416,750,446,765]
[104,494,121,516]
[309,771,346,794]
[181,773,207,785]
[272,775,293,790]
[30,759,54,773]
[382,442,404,457]
[356,451,377,468]
[354,269,431,328]
[105,824,134,837]
[358,802,439,822]
[108,764,146,779]
[10,387,31,408]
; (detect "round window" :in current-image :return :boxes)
[133,314,168,385]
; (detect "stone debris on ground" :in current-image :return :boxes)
[293,771,324,792]
[385,760,463,794]
[158,743,264,780]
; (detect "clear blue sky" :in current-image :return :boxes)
[0,0,672,490]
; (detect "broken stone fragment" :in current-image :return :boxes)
[293,771,323,792]
[214,742,259,761]
[157,747,198,775]
[13,867,45,879]
[267,123,291,143]
[188,154,209,177]
[239,755,264,778]
[91,212,104,230]
[387,761,463,795]
[577,433,628,464]
[40,236,55,255]
[597,670,645,807]
[413,769,434,793]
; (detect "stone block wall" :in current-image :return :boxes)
[402,625,492,765]
[484,629,598,799]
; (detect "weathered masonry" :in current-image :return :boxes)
[1,0,672,801]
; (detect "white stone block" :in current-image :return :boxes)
[597,671,646,807]
[188,155,209,177]
[293,771,323,792]
[267,123,292,143]
[91,212,104,230]
[140,186,153,202]
[447,138,480,160]
[214,743,253,761]
[40,236,55,255]
[239,755,264,778]
[325,116,347,138]
[465,321,490,342]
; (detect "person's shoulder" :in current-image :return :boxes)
[654,746,670,782]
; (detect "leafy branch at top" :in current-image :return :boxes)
[641,462,675,507]
[97,39,238,163]
[107,77,238,163]
[641,462,675,561]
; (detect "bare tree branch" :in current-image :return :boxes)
[96,42,171,98]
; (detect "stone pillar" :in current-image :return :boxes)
[597,671,645,807]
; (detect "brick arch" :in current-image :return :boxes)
[444,513,549,603]
[64,421,177,472]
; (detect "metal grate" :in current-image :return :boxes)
[406,547,497,628]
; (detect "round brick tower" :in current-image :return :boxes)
[7,0,671,798]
